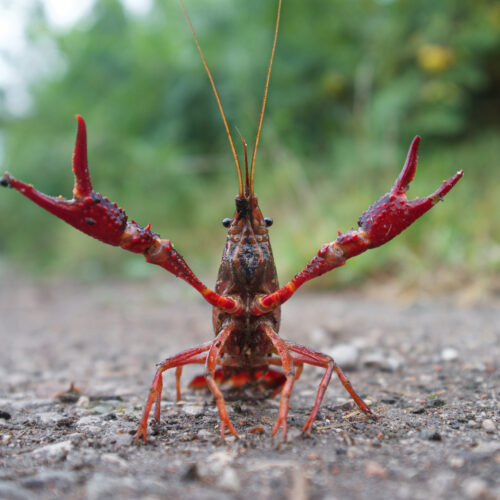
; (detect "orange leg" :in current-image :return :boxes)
[135,341,211,443]
[175,366,183,401]
[260,325,295,440]
[204,326,238,440]
[270,362,303,398]
[286,341,373,435]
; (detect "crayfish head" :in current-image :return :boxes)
[216,195,278,294]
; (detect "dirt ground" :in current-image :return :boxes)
[0,271,498,500]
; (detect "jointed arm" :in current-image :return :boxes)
[252,137,463,315]
[1,116,240,314]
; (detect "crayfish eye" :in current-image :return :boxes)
[264,217,273,227]
[222,218,232,228]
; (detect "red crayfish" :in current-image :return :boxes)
[0,1,462,442]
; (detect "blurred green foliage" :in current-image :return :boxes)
[0,0,499,288]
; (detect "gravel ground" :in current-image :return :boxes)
[0,273,498,500]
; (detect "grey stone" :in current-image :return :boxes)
[482,419,496,433]
[327,343,359,370]
[183,405,204,416]
[101,453,129,469]
[441,347,459,362]
[216,467,241,492]
[37,412,66,425]
[32,440,73,460]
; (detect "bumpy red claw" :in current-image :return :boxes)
[354,136,463,250]
[0,116,242,315]
[252,136,463,315]
[1,116,128,246]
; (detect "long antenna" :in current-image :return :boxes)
[236,127,250,195]
[250,0,282,196]
[179,0,243,196]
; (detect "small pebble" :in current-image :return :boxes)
[365,461,388,478]
[101,453,129,470]
[38,412,65,425]
[463,477,491,499]
[362,351,385,368]
[1,434,12,445]
[420,429,442,441]
[32,440,73,460]
[114,432,133,447]
[197,429,213,440]
[472,441,500,456]
[216,467,241,492]
[76,396,90,408]
[76,416,102,428]
[385,357,403,372]
[441,347,459,362]
[328,343,359,370]
[0,410,11,420]
[362,351,403,372]
[448,456,465,469]
[482,419,496,433]
[182,405,204,417]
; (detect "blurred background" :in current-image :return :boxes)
[0,0,498,295]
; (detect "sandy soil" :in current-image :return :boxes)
[0,274,498,500]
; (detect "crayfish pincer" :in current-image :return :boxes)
[1,0,463,443]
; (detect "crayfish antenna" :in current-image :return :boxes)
[72,115,93,198]
[236,127,250,196]
[179,0,243,197]
[250,0,282,196]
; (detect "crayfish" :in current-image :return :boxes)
[0,0,462,443]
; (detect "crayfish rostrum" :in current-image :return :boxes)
[0,0,463,442]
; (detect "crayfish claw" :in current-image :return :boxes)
[358,139,463,249]
[72,115,92,198]
[428,170,464,203]
[392,135,420,195]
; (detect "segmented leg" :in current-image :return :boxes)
[175,366,183,401]
[204,326,238,440]
[269,362,303,398]
[286,342,373,435]
[135,341,211,443]
[152,355,206,420]
[260,324,295,440]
